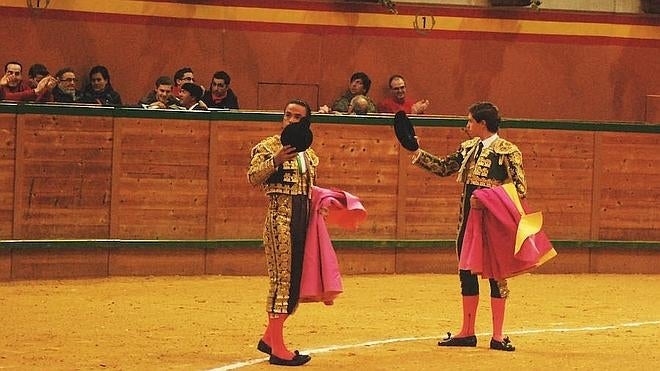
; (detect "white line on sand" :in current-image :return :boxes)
[208,320,660,371]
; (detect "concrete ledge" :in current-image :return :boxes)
[0,249,10,280]
[108,247,205,277]
[1,240,658,280]
[591,248,660,274]
[395,247,459,274]
[534,248,590,274]
[11,247,108,280]
[337,247,396,274]
[206,247,265,276]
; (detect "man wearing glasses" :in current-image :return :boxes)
[0,61,57,102]
[172,67,195,99]
[52,67,82,103]
[201,70,239,109]
[378,74,429,114]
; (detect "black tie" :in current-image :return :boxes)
[475,142,483,160]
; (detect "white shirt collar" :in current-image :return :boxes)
[482,133,499,148]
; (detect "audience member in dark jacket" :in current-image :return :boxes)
[52,67,82,103]
[80,65,122,106]
[201,70,239,109]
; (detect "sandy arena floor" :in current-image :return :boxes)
[1,274,659,370]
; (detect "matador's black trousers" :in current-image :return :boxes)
[456,184,503,298]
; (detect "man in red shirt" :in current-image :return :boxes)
[378,74,429,114]
[0,61,56,102]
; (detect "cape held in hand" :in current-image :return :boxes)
[459,183,557,280]
[299,186,367,304]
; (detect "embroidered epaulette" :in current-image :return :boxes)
[459,137,480,149]
[263,135,282,151]
[492,138,520,155]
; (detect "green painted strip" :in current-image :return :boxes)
[501,119,660,133]
[0,103,18,114]
[209,110,282,122]
[1,239,657,250]
[0,104,657,133]
[115,107,214,120]
[551,240,660,249]
[16,103,116,117]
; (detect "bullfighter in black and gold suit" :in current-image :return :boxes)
[411,102,526,352]
[247,99,316,366]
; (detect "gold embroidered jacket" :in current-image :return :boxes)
[247,135,319,195]
[413,137,527,197]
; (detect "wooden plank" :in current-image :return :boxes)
[591,133,602,239]
[591,248,660,274]
[120,150,209,165]
[112,117,210,239]
[0,114,15,238]
[110,116,122,237]
[23,162,112,178]
[14,114,113,239]
[22,114,114,131]
[108,247,205,276]
[206,247,265,275]
[598,132,660,240]
[0,249,10,281]
[21,130,113,147]
[11,247,109,279]
[20,225,110,239]
[120,164,208,179]
[207,123,220,239]
[12,114,26,238]
[116,224,208,239]
[4,113,660,242]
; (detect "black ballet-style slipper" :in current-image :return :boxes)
[257,339,272,355]
[269,353,311,366]
[437,332,477,347]
[490,336,516,351]
[257,339,301,357]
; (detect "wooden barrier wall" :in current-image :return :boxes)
[0,103,658,242]
[1,1,659,123]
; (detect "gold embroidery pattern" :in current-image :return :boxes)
[414,137,527,239]
[248,136,280,186]
[493,139,526,197]
[497,279,510,299]
[248,135,318,196]
[414,149,462,177]
[264,194,294,314]
[250,134,318,314]
[464,138,526,197]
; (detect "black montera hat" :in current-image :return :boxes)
[393,110,419,151]
[281,116,313,152]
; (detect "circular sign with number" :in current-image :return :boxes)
[413,13,436,35]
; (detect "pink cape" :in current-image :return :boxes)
[459,184,557,280]
[299,186,367,304]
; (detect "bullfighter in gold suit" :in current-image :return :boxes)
[411,102,526,351]
[247,99,317,366]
